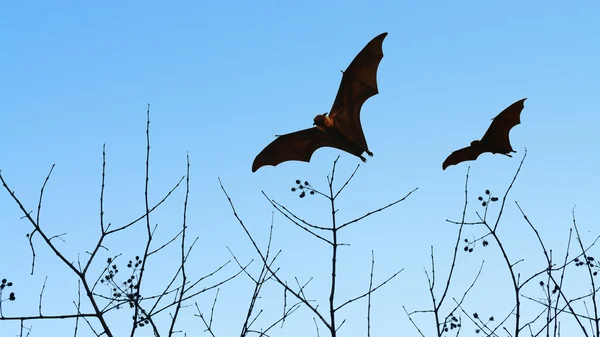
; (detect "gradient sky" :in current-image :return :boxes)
[1,1,599,336]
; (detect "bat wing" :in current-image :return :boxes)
[480,98,526,153]
[328,32,388,151]
[252,127,362,172]
[442,145,486,170]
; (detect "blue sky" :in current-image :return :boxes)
[1,1,599,336]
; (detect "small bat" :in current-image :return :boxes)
[442,98,527,170]
[252,32,388,172]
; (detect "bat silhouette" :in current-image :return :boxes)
[252,32,388,172]
[442,98,527,170]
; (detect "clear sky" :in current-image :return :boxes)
[1,1,599,336]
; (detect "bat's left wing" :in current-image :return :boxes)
[328,32,388,152]
[442,144,486,170]
[252,127,363,172]
[480,98,526,153]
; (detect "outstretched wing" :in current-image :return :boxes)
[442,145,486,170]
[252,127,363,172]
[328,32,388,151]
[480,98,527,153]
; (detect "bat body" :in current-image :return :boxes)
[442,98,526,170]
[252,32,387,173]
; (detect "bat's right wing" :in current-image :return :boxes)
[328,32,388,152]
[252,127,358,172]
[480,98,526,152]
[442,145,486,170]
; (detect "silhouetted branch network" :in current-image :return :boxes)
[405,149,600,337]
[0,104,239,337]
[221,156,417,337]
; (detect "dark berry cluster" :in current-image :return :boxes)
[477,189,499,207]
[442,312,461,332]
[473,312,494,334]
[100,255,148,326]
[0,278,15,302]
[575,256,599,276]
[463,237,489,253]
[291,179,315,198]
[538,280,561,294]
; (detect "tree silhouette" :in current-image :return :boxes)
[221,157,417,336]
[0,105,240,336]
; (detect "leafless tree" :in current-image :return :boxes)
[220,157,417,336]
[405,149,600,337]
[0,104,241,336]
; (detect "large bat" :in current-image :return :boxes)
[252,32,388,172]
[442,98,527,170]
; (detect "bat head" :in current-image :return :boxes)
[313,113,332,129]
